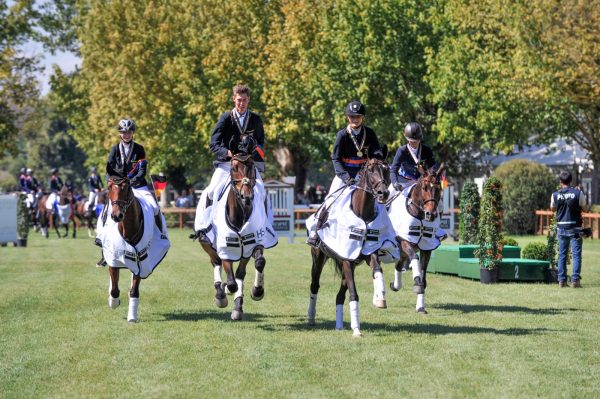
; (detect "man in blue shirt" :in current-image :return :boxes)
[550,171,588,288]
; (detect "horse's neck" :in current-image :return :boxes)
[407,184,423,220]
[227,189,252,231]
[118,197,144,245]
[352,186,376,223]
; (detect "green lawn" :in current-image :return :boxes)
[1,229,599,398]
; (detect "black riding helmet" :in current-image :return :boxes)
[51,168,59,175]
[404,122,423,141]
[345,101,366,116]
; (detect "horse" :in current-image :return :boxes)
[103,176,146,322]
[74,191,106,238]
[387,163,446,314]
[307,156,392,337]
[37,185,73,238]
[194,153,270,321]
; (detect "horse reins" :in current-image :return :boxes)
[407,178,441,219]
[110,177,134,215]
[355,160,389,198]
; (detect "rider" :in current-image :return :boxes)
[48,168,64,215]
[87,166,104,213]
[18,168,27,192]
[307,100,384,247]
[26,168,39,192]
[390,122,436,193]
[194,84,267,243]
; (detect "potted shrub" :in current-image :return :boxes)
[16,193,30,247]
[459,181,480,245]
[475,176,503,283]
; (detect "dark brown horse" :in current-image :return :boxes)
[388,163,446,314]
[37,186,73,238]
[308,156,390,337]
[105,176,144,322]
[74,191,106,238]
[195,153,267,321]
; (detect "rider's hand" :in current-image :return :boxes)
[345,177,356,186]
[393,183,403,191]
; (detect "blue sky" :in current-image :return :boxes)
[19,41,80,95]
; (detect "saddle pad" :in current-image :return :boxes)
[388,191,444,251]
[96,189,170,278]
[306,188,399,263]
[56,204,71,225]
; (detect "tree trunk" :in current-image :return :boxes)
[590,156,599,206]
[272,145,310,203]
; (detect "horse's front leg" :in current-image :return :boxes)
[222,260,238,295]
[52,215,62,238]
[341,260,361,337]
[390,251,409,292]
[308,246,327,326]
[370,254,387,309]
[231,260,249,321]
[199,242,227,308]
[251,246,265,301]
[128,274,141,323]
[400,240,423,295]
[415,250,432,314]
[72,218,77,238]
[108,267,121,309]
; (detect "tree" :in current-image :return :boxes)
[475,176,503,270]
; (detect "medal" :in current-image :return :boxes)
[347,126,367,158]
[357,150,363,157]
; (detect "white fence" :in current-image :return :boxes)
[439,186,455,240]
[264,179,295,243]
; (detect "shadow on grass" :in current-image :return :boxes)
[433,303,579,314]
[160,309,268,323]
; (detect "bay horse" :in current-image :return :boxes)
[105,176,144,322]
[308,156,391,337]
[195,153,267,321]
[74,191,106,237]
[37,185,72,238]
[388,163,446,314]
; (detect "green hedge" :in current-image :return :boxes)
[475,176,503,270]
[459,181,480,245]
[493,159,556,235]
[522,242,548,261]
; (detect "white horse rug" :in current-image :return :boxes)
[200,184,278,261]
[96,190,170,278]
[306,189,399,263]
[387,185,445,251]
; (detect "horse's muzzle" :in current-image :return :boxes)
[111,212,124,222]
[424,210,437,222]
[376,189,389,204]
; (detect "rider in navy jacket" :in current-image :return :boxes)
[390,122,436,192]
[49,168,64,193]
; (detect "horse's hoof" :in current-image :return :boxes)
[108,296,120,309]
[373,299,387,309]
[308,318,316,326]
[231,309,243,321]
[214,296,228,308]
[416,307,428,314]
[389,282,400,292]
[352,329,363,337]
[128,318,138,323]
[251,286,264,301]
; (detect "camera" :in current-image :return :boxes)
[581,227,592,238]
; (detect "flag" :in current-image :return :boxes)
[151,174,167,197]
[441,174,449,190]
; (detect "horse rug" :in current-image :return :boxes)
[202,184,278,261]
[306,189,399,263]
[96,190,170,278]
[45,193,71,225]
[387,185,444,251]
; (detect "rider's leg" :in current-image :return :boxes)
[194,164,230,236]
[88,191,97,212]
[307,176,345,247]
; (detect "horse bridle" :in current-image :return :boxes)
[356,160,389,199]
[230,155,256,204]
[408,176,441,220]
[109,177,134,216]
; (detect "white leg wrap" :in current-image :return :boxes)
[335,304,344,330]
[411,259,421,280]
[373,271,385,299]
[254,270,264,288]
[234,278,244,301]
[394,269,403,290]
[308,293,317,322]
[128,297,139,322]
[416,294,425,310]
[213,265,222,284]
[349,301,360,335]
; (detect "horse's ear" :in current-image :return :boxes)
[436,162,446,177]
[417,162,426,176]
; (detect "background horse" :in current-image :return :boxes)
[195,152,267,321]
[37,186,72,238]
[389,163,445,314]
[105,176,144,322]
[308,156,391,337]
[74,191,105,237]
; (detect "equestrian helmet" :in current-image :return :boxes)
[90,167,97,173]
[51,168,58,174]
[20,167,26,174]
[26,168,33,174]
[117,118,136,133]
[345,101,366,116]
[404,122,423,141]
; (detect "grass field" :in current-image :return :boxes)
[1,229,599,398]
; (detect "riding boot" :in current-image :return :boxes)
[96,255,107,267]
[306,209,329,247]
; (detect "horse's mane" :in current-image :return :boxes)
[232,154,253,163]
[108,175,129,185]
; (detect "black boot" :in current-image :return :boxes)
[96,256,107,267]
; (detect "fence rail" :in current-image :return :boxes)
[535,210,600,239]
